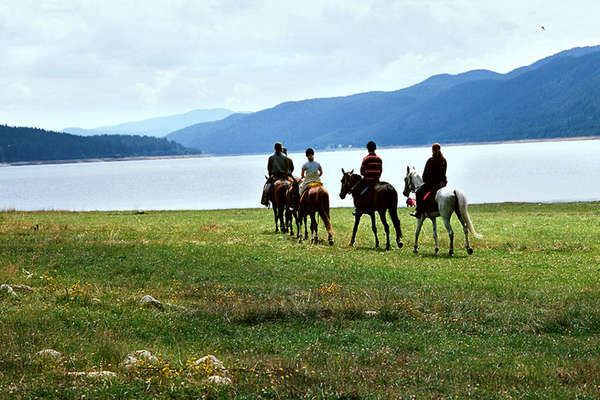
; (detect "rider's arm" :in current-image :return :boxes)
[301,167,306,179]
[318,165,323,176]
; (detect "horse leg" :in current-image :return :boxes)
[413,217,424,253]
[456,212,473,255]
[318,206,334,246]
[350,214,361,247]
[378,210,390,250]
[273,207,279,233]
[442,216,454,256]
[370,213,379,249]
[310,213,318,244]
[303,215,308,240]
[431,217,439,254]
[388,206,403,249]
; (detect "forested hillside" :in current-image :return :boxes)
[167,45,600,155]
[0,125,200,163]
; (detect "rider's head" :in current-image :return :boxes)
[432,143,444,158]
[274,142,282,153]
[366,141,376,153]
[305,148,314,161]
[282,147,288,155]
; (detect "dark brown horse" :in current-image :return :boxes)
[339,169,403,250]
[285,178,304,237]
[266,177,292,233]
[293,181,334,245]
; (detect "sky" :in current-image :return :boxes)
[1,0,599,131]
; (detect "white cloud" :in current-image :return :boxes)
[0,0,599,130]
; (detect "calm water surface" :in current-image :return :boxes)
[1,140,599,211]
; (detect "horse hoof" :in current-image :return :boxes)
[435,248,439,254]
[467,248,473,255]
[329,239,334,246]
[448,250,454,256]
[397,242,403,249]
[413,248,418,254]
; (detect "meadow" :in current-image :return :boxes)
[1,202,599,399]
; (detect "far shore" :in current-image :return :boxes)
[2,135,599,166]
[0,153,208,167]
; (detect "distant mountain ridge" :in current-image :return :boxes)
[64,108,234,138]
[0,125,200,163]
[167,45,600,155]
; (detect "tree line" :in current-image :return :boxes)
[0,125,201,163]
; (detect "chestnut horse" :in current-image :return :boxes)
[339,169,403,250]
[266,177,292,233]
[292,180,334,245]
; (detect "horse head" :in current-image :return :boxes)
[403,166,422,197]
[339,168,359,199]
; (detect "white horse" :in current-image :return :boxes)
[402,166,482,255]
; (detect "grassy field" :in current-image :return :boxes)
[1,202,599,399]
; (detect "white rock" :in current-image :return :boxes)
[68,371,116,378]
[36,349,62,359]
[140,295,163,309]
[365,310,379,316]
[122,350,159,369]
[206,375,232,385]
[0,284,18,298]
[11,284,33,292]
[91,298,101,304]
[195,355,227,374]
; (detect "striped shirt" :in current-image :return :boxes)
[360,153,382,182]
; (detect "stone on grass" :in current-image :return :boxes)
[91,298,101,304]
[36,349,62,359]
[140,295,163,309]
[11,284,33,292]
[122,350,159,369]
[365,310,378,317]
[195,355,227,374]
[68,371,116,379]
[205,375,232,385]
[0,284,18,298]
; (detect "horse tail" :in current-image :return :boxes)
[317,188,333,232]
[454,190,482,238]
[386,184,402,238]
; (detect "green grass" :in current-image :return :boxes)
[1,202,599,399]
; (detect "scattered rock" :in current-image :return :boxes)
[205,375,232,385]
[91,298,101,304]
[36,349,62,359]
[11,284,33,292]
[365,311,379,317]
[140,295,163,309]
[0,284,18,298]
[122,350,159,369]
[68,371,116,378]
[195,355,227,374]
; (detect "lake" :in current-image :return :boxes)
[1,139,599,211]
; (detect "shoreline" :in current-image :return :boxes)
[2,135,599,166]
[0,153,208,167]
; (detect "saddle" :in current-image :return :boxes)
[422,190,438,213]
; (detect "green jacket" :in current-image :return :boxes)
[267,152,290,177]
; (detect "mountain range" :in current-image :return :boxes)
[63,108,234,138]
[166,45,600,155]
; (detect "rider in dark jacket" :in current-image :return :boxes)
[412,143,447,218]
[262,142,292,206]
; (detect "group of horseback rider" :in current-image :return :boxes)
[261,140,448,216]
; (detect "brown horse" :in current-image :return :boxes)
[266,177,292,233]
[285,178,304,237]
[294,181,334,245]
[339,169,403,250]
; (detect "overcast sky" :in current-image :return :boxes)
[1,0,599,131]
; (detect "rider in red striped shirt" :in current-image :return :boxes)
[353,141,382,215]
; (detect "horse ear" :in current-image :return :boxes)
[341,168,345,174]
[350,169,354,174]
[406,166,409,174]
[265,175,268,180]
